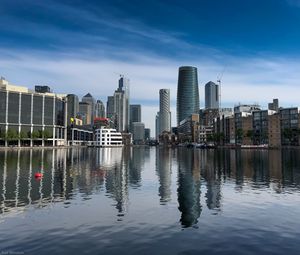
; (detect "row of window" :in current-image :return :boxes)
[0,91,65,126]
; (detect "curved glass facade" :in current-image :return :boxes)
[177,66,199,125]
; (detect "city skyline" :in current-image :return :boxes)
[1,0,300,132]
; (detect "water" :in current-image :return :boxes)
[0,147,300,255]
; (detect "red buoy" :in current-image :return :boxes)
[35,172,43,178]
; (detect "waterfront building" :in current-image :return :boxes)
[268,114,281,148]
[67,125,94,146]
[113,76,130,132]
[280,107,299,146]
[95,100,106,118]
[158,89,171,135]
[205,81,219,109]
[234,112,253,145]
[129,104,141,131]
[132,122,145,144]
[252,110,276,145]
[66,94,79,125]
[0,77,67,147]
[95,127,123,147]
[78,102,92,125]
[177,66,199,125]
[177,114,200,143]
[82,93,96,124]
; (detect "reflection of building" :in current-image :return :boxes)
[98,148,123,170]
[177,148,201,227]
[0,77,67,147]
[156,147,172,204]
[0,149,72,215]
[177,66,199,125]
[129,147,144,187]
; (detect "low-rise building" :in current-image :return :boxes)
[177,114,200,143]
[0,77,67,147]
[94,127,123,147]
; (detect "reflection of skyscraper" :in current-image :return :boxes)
[104,147,129,216]
[201,150,222,210]
[156,147,172,204]
[177,66,199,125]
[177,148,201,228]
[129,147,144,187]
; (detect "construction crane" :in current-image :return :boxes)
[217,67,226,116]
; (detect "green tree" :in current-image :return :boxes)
[19,131,28,140]
[6,129,18,141]
[31,130,40,140]
[236,128,243,141]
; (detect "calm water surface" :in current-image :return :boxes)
[0,147,300,254]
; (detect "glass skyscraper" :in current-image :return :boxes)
[176,66,199,125]
[205,81,219,109]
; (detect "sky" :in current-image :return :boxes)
[1,0,300,135]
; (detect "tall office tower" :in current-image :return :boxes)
[106,96,115,119]
[177,66,199,125]
[113,76,130,132]
[155,112,160,139]
[158,89,171,134]
[82,93,95,124]
[130,104,141,131]
[66,94,79,125]
[79,102,92,125]
[205,81,219,109]
[95,100,106,118]
[132,122,145,144]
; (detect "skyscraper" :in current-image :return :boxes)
[158,89,171,134]
[66,94,79,125]
[113,76,130,132]
[82,93,95,124]
[78,102,92,125]
[106,96,115,119]
[177,66,199,125]
[130,104,141,131]
[95,100,105,118]
[205,81,219,109]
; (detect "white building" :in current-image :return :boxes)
[158,89,171,135]
[95,127,123,147]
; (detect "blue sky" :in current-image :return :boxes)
[1,0,300,133]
